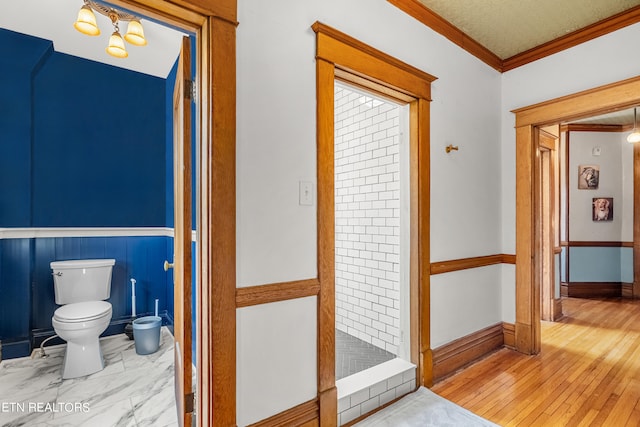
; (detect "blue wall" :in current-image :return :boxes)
[568,247,633,283]
[0,29,178,358]
[0,236,171,357]
[0,29,52,226]
[0,28,166,227]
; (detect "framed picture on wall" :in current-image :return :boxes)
[593,197,613,221]
[578,165,599,189]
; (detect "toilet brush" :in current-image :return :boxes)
[124,278,137,340]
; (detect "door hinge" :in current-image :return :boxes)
[185,79,196,102]
[185,392,195,414]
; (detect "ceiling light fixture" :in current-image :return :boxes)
[74,0,147,58]
[627,107,640,143]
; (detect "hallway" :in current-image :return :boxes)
[432,297,640,426]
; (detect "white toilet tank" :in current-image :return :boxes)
[50,259,116,304]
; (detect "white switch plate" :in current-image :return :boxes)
[299,181,313,206]
[592,146,601,156]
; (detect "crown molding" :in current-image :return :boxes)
[387,0,503,72]
[388,0,640,73]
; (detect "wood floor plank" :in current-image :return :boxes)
[431,298,640,427]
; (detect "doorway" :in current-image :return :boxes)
[313,22,436,425]
[513,76,640,355]
[333,81,411,382]
[77,2,237,426]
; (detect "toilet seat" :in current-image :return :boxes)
[53,301,112,323]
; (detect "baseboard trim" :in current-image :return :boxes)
[561,282,622,298]
[554,298,563,319]
[503,322,515,348]
[0,339,30,361]
[31,311,172,349]
[247,398,319,427]
[622,282,635,298]
[432,323,504,382]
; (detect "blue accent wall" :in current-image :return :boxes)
[31,236,171,330]
[166,59,178,229]
[0,29,181,359]
[569,247,633,282]
[0,236,171,354]
[32,55,166,226]
[0,239,32,348]
[0,28,166,227]
[0,29,52,226]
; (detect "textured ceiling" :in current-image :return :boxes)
[419,0,640,59]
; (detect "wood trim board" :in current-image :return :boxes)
[247,399,319,427]
[430,254,515,275]
[635,144,640,298]
[503,322,515,349]
[432,323,504,382]
[386,0,502,72]
[561,282,622,298]
[235,279,321,308]
[568,241,633,247]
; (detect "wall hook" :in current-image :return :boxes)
[446,144,459,153]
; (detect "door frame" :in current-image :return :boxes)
[313,22,436,424]
[109,1,237,425]
[513,75,640,354]
[537,128,559,322]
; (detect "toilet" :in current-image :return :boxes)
[50,258,115,379]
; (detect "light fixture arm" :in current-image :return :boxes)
[83,0,141,23]
[74,0,147,57]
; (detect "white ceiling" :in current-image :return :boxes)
[0,0,185,78]
[568,109,636,127]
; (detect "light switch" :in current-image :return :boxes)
[592,146,601,156]
[299,181,313,206]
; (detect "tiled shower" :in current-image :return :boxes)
[334,81,402,361]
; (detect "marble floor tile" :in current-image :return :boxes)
[0,388,58,427]
[46,398,137,427]
[0,327,177,427]
[132,387,179,427]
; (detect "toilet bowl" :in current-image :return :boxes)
[50,258,115,380]
[52,301,112,379]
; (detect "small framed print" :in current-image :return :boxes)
[578,165,599,189]
[593,197,613,221]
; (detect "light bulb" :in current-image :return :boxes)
[124,20,147,46]
[627,131,640,143]
[106,31,128,58]
[74,5,100,36]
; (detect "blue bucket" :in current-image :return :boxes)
[132,316,162,355]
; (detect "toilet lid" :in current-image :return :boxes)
[54,301,112,322]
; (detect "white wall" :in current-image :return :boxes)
[236,0,501,424]
[569,132,628,241]
[500,23,640,319]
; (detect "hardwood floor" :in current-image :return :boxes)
[431,297,640,426]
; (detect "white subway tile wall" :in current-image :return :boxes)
[337,365,416,425]
[334,82,401,355]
